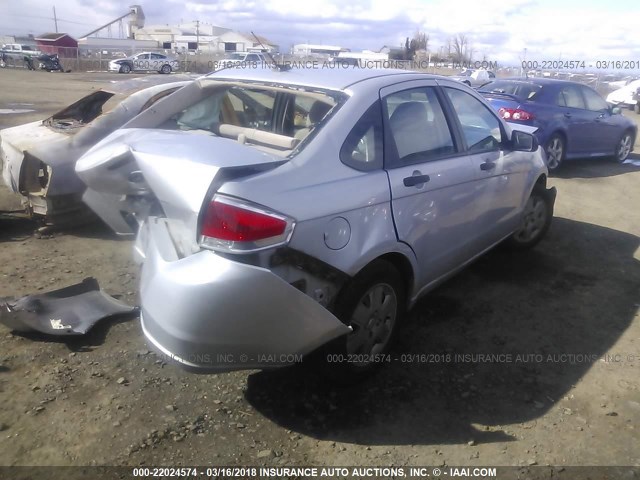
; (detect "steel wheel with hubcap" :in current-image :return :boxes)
[545,134,565,171]
[614,132,633,163]
[160,64,172,74]
[506,185,554,249]
[346,283,397,367]
[321,259,404,380]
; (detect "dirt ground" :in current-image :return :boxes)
[0,69,639,474]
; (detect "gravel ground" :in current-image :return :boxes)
[0,69,638,475]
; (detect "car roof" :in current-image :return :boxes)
[103,75,195,95]
[205,67,436,91]
[494,77,591,88]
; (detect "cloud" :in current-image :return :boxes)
[1,0,638,65]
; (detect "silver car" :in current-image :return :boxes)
[109,52,180,74]
[75,68,555,377]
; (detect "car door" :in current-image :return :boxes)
[440,84,527,250]
[472,70,489,87]
[580,85,620,154]
[554,84,592,155]
[134,53,151,71]
[380,80,478,288]
[150,53,164,70]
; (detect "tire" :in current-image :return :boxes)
[322,260,405,381]
[463,80,471,86]
[119,63,131,74]
[634,103,640,114]
[544,133,565,172]
[506,185,554,250]
[613,131,633,163]
[160,64,172,74]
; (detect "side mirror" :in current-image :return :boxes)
[512,130,538,152]
[611,106,621,115]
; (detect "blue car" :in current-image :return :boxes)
[479,78,637,171]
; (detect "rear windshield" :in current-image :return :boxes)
[480,80,542,100]
[159,83,343,154]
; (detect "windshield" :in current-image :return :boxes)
[226,53,245,60]
[480,80,542,100]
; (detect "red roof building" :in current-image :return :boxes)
[35,33,78,55]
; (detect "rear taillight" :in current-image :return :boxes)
[200,194,295,253]
[498,107,534,121]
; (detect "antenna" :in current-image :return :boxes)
[251,31,290,71]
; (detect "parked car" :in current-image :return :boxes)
[37,53,63,72]
[1,43,41,69]
[633,87,640,114]
[109,52,180,74]
[75,68,555,378]
[214,51,270,70]
[606,79,640,113]
[449,69,496,88]
[479,78,637,170]
[0,76,193,227]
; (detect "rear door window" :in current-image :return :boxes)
[384,87,456,166]
[556,86,586,109]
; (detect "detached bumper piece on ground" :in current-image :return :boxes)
[0,277,138,335]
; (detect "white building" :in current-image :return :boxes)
[133,22,278,53]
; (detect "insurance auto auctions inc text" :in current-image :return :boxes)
[255,466,497,477]
[211,60,499,70]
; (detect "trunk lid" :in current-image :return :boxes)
[75,128,285,241]
[481,92,524,112]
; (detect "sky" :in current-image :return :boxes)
[1,0,639,66]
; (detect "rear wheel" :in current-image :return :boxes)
[324,260,405,380]
[160,64,172,74]
[506,185,553,250]
[614,131,633,163]
[544,133,565,171]
[119,63,131,74]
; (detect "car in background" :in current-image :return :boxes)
[479,78,637,171]
[109,52,180,74]
[75,69,554,378]
[450,69,496,88]
[606,79,640,113]
[213,51,271,71]
[1,43,42,69]
[0,75,193,227]
[633,87,640,115]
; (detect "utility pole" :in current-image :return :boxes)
[53,6,58,33]
[195,19,199,52]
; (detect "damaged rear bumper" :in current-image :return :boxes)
[139,217,351,372]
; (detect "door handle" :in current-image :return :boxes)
[564,112,572,118]
[480,161,496,171]
[403,173,430,187]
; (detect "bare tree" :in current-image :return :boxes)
[413,30,429,51]
[451,34,471,63]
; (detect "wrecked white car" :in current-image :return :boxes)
[0,75,193,227]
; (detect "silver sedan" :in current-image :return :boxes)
[76,68,555,378]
